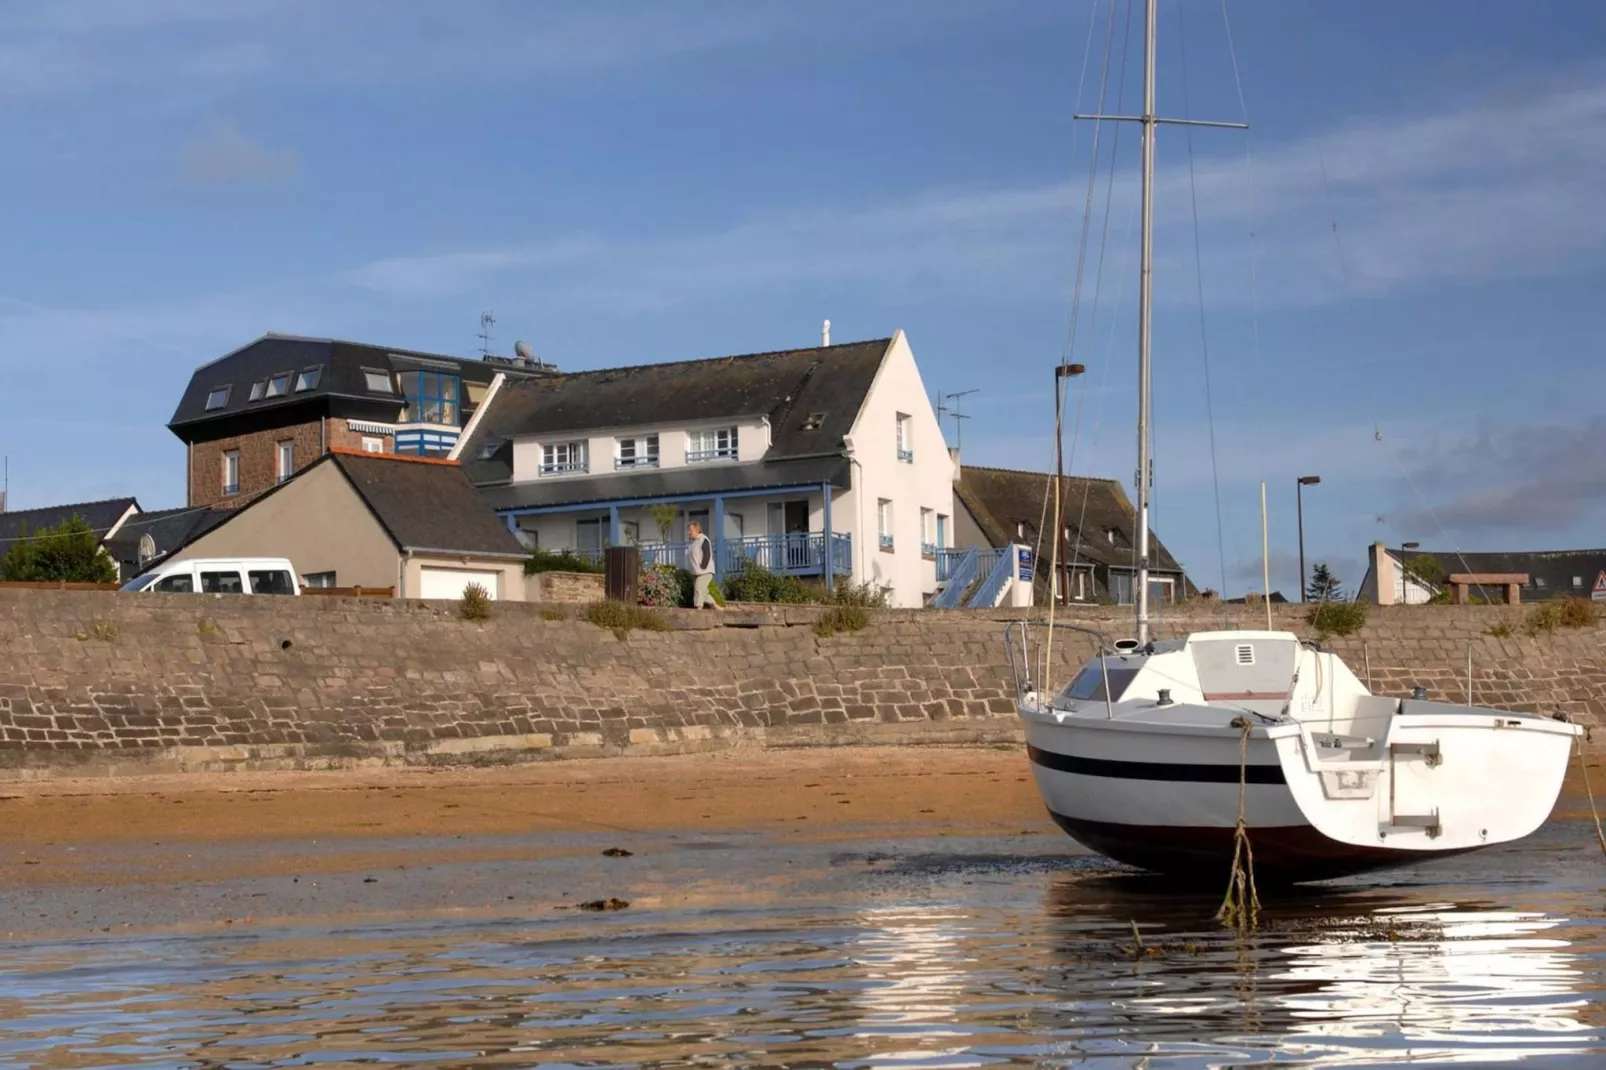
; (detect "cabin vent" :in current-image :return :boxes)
[1235,644,1255,666]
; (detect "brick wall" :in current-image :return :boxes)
[0,592,1601,776]
[187,418,392,508]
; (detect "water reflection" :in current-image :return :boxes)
[0,838,1600,1067]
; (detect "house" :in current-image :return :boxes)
[105,507,231,579]
[456,331,956,608]
[167,333,557,510]
[1358,541,1606,605]
[0,496,141,577]
[951,465,1192,605]
[168,449,531,599]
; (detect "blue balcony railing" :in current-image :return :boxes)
[897,448,914,463]
[567,533,853,579]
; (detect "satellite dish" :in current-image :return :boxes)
[514,340,534,360]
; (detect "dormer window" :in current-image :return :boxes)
[264,372,291,399]
[400,371,460,425]
[294,366,323,393]
[204,386,231,411]
[801,413,824,431]
[616,433,660,470]
[895,413,913,462]
[479,438,502,460]
[364,368,394,393]
[540,440,588,476]
[687,427,738,463]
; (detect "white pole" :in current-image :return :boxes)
[1134,0,1157,647]
[1261,481,1272,631]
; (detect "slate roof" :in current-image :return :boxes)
[954,466,1188,574]
[104,506,231,576]
[1373,546,1606,601]
[327,452,527,557]
[168,333,556,437]
[0,497,139,547]
[458,338,893,486]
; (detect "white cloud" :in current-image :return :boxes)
[180,122,297,186]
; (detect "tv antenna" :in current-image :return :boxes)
[935,389,979,451]
[477,311,496,358]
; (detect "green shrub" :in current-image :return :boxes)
[459,582,492,621]
[0,516,118,583]
[814,603,870,638]
[583,599,672,640]
[638,566,680,607]
[540,606,567,621]
[829,578,890,608]
[667,565,725,607]
[722,563,818,604]
[1526,597,1598,635]
[524,548,604,575]
[1307,600,1366,637]
[1484,622,1512,638]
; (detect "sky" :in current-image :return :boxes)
[2,0,1605,598]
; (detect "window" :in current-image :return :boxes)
[1148,577,1175,604]
[361,436,384,454]
[294,366,323,393]
[616,433,660,470]
[935,513,949,550]
[222,450,240,496]
[265,372,291,398]
[277,440,294,483]
[1073,569,1087,601]
[1063,665,1141,703]
[204,386,231,411]
[200,570,245,594]
[304,572,337,588]
[541,441,588,475]
[400,371,461,425]
[920,508,936,557]
[576,518,605,555]
[687,427,738,463]
[248,381,266,402]
[364,368,394,393]
[618,520,640,546]
[1111,571,1134,605]
[877,499,894,551]
[801,412,824,431]
[479,439,501,459]
[1573,576,1583,589]
[154,573,194,593]
[895,413,913,462]
[249,569,297,595]
[1536,577,1547,589]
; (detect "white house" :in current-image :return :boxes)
[453,331,958,607]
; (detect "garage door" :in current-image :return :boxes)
[418,568,502,601]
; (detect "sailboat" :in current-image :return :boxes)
[1011,0,1582,883]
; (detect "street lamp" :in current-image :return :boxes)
[1296,475,1321,602]
[1401,540,1420,604]
[1053,363,1086,605]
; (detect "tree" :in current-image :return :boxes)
[647,503,679,544]
[0,516,118,584]
[1306,562,1343,603]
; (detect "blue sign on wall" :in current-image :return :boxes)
[1019,548,1034,581]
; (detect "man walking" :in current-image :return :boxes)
[686,521,717,609]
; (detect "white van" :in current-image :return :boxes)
[120,557,301,596]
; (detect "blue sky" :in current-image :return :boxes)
[2,0,1604,597]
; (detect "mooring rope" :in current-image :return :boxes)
[1217,715,1261,928]
[1576,728,1606,858]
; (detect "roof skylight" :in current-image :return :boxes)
[364,368,394,393]
[204,386,231,411]
[248,380,266,402]
[294,366,324,392]
[265,373,291,398]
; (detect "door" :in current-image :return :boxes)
[767,500,812,571]
[418,568,502,601]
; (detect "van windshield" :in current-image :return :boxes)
[119,574,157,592]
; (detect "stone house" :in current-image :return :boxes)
[168,449,530,600]
[0,497,141,578]
[455,331,956,608]
[167,333,556,509]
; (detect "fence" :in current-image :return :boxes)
[0,580,121,591]
[566,533,853,578]
[301,586,395,598]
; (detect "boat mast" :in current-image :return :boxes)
[1073,2,1245,644]
[1135,0,1157,646]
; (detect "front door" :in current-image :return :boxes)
[766,500,812,571]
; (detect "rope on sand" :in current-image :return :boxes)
[1216,716,1262,928]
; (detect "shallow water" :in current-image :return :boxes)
[0,820,1601,1068]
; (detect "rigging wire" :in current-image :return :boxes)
[1176,0,1230,607]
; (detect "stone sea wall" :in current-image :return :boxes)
[0,590,1601,777]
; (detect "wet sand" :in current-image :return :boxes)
[1,744,1599,893]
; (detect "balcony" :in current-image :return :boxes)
[569,533,853,579]
[897,449,914,463]
[539,459,589,476]
[686,447,738,464]
[614,456,661,470]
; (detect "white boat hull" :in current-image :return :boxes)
[1023,704,1579,883]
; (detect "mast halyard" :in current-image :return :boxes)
[1072,0,1245,644]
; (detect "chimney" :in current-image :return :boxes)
[822,319,831,347]
[1369,541,1396,605]
[948,446,961,482]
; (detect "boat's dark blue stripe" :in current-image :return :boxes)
[1026,743,1286,785]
